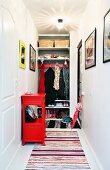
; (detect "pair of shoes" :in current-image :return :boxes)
[62,117,72,123]
[56,103,63,106]
[48,104,54,107]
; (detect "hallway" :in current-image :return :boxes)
[0,0,110,170]
[8,129,99,170]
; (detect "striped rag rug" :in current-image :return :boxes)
[25,130,90,170]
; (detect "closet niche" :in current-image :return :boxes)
[37,34,70,128]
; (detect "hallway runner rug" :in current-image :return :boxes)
[25,130,90,170]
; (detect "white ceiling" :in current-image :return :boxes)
[23,0,88,34]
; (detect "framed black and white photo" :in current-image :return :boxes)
[85,28,96,69]
[29,44,36,71]
[103,9,110,63]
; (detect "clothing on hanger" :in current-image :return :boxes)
[57,68,65,99]
[45,67,56,105]
[53,63,60,90]
[63,65,69,99]
[39,64,45,93]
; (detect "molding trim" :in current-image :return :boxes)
[81,129,104,170]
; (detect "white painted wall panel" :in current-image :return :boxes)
[0,7,18,170]
[0,7,2,155]
[78,0,110,169]
[70,31,78,117]
[0,0,38,169]
[1,9,15,99]
[2,106,15,153]
[26,12,38,93]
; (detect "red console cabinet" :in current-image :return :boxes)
[21,93,45,145]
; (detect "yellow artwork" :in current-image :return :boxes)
[19,40,26,69]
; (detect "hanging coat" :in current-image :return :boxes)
[39,64,45,93]
[57,69,65,100]
[45,67,56,105]
[63,65,69,99]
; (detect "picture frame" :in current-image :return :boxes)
[29,44,36,71]
[19,40,26,69]
[103,9,110,63]
[85,28,96,69]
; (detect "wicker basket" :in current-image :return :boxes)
[38,40,53,47]
[105,39,110,48]
[55,40,69,47]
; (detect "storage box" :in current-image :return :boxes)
[55,40,69,47]
[39,40,53,47]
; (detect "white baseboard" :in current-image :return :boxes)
[81,129,103,170]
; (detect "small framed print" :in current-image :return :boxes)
[19,40,26,69]
[29,44,36,72]
[103,9,110,63]
[85,28,96,69]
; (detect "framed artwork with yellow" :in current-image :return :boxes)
[19,40,26,69]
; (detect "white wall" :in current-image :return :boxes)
[78,0,110,169]
[70,31,79,117]
[0,0,38,169]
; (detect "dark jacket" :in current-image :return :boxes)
[45,68,56,105]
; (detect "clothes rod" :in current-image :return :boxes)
[38,63,69,69]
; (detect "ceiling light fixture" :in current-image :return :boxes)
[57,19,64,29]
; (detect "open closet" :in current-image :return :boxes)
[37,34,71,128]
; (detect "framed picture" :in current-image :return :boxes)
[19,40,26,69]
[85,28,96,69]
[29,44,36,71]
[103,9,110,63]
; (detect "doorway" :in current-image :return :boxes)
[77,40,82,126]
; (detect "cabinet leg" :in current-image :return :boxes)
[42,141,45,146]
[22,141,25,146]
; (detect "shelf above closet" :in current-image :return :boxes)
[38,58,69,61]
[38,47,70,51]
[38,34,69,37]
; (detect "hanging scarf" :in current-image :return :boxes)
[53,64,60,90]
